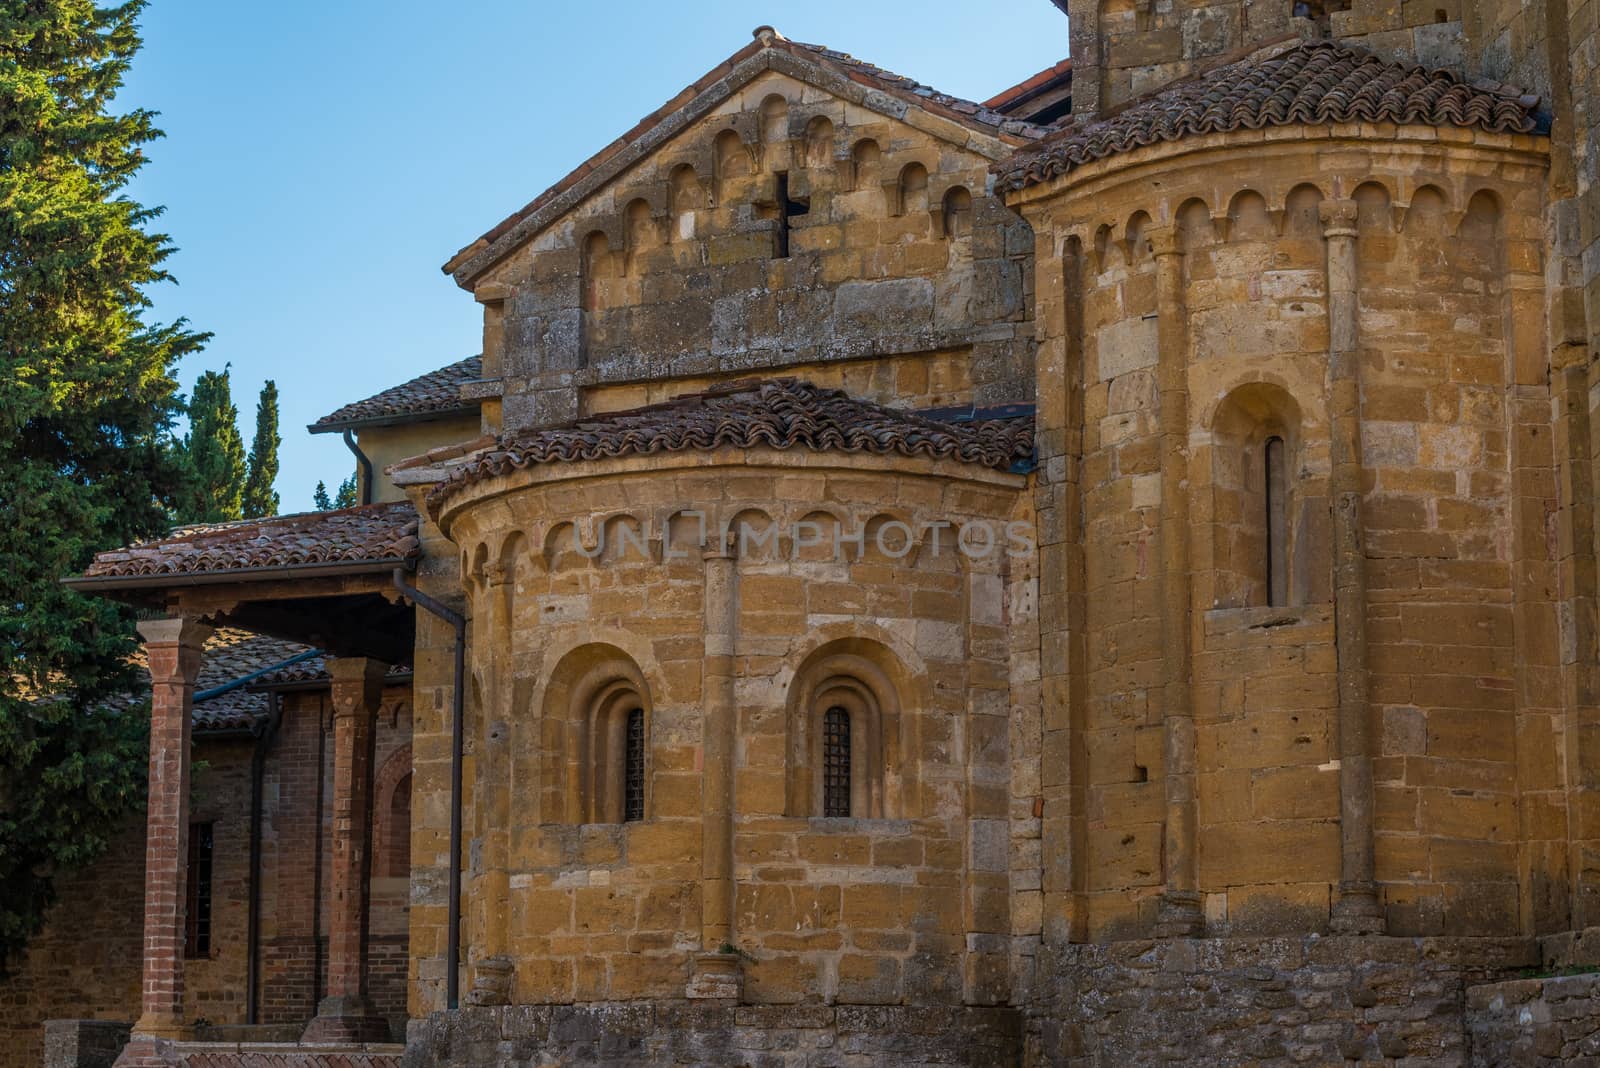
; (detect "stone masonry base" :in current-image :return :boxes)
[1031,935,1540,1067]
[401,1003,1025,1067]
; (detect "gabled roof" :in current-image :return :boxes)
[73,502,421,585]
[442,28,1052,289]
[994,40,1542,192]
[311,355,483,433]
[422,378,1036,514]
[985,58,1073,125]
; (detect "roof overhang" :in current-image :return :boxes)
[62,557,411,593]
[441,37,1038,290]
[308,405,483,435]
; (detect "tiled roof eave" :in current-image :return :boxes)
[64,555,413,592]
[993,40,1542,192]
[423,380,1035,519]
[308,404,483,435]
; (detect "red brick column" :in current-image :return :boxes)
[301,656,391,1043]
[115,616,212,1068]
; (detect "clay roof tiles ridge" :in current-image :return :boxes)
[993,40,1542,191]
[425,379,1035,514]
[81,500,421,580]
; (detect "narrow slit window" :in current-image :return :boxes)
[623,708,645,822]
[1265,436,1288,607]
[822,706,852,817]
[185,821,214,959]
[773,172,809,258]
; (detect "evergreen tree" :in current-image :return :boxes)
[242,379,280,518]
[334,473,358,508]
[0,0,208,967]
[312,481,333,511]
[177,367,246,523]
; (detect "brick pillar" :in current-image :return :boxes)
[115,616,212,1068]
[1150,226,1203,938]
[301,657,391,1043]
[1322,198,1384,935]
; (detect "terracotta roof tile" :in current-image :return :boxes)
[190,630,312,732]
[425,379,1035,513]
[82,502,421,580]
[249,654,412,688]
[311,355,483,431]
[993,40,1541,191]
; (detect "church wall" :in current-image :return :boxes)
[422,454,1027,1014]
[469,69,1034,433]
[1014,127,1553,943]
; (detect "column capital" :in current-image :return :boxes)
[1319,198,1359,238]
[1146,224,1181,259]
[135,615,213,651]
[484,561,512,587]
[327,656,390,717]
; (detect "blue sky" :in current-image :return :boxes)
[119,1,1068,511]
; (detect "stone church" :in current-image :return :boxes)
[9,0,1600,1064]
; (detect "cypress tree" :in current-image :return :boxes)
[312,480,332,511]
[242,379,280,518]
[0,0,208,966]
[178,367,246,523]
[334,472,358,508]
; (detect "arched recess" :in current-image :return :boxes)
[541,643,652,824]
[942,186,973,239]
[372,743,413,879]
[785,637,918,820]
[1207,382,1309,609]
[851,139,882,191]
[804,116,835,171]
[898,162,930,215]
[669,164,706,242]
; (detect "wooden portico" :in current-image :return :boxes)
[65,503,423,1066]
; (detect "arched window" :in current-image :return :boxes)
[786,639,915,820]
[1207,384,1319,609]
[540,644,652,824]
[624,706,646,823]
[1264,436,1288,607]
[822,706,852,817]
[942,186,973,238]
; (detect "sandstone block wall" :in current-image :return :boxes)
[469,69,1034,433]
[422,455,1029,1014]
[1016,126,1556,941]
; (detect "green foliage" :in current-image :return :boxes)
[312,480,332,511]
[242,379,280,518]
[0,0,207,969]
[334,472,358,509]
[177,366,245,523]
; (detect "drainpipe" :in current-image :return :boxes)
[343,429,375,506]
[392,567,466,1010]
[246,689,285,1025]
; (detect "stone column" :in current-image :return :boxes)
[302,657,391,1042]
[468,563,514,1006]
[1321,198,1384,934]
[688,545,741,999]
[116,617,211,1068]
[1150,226,1203,938]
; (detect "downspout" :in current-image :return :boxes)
[343,429,375,506]
[246,689,285,1025]
[392,566,466,1010]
